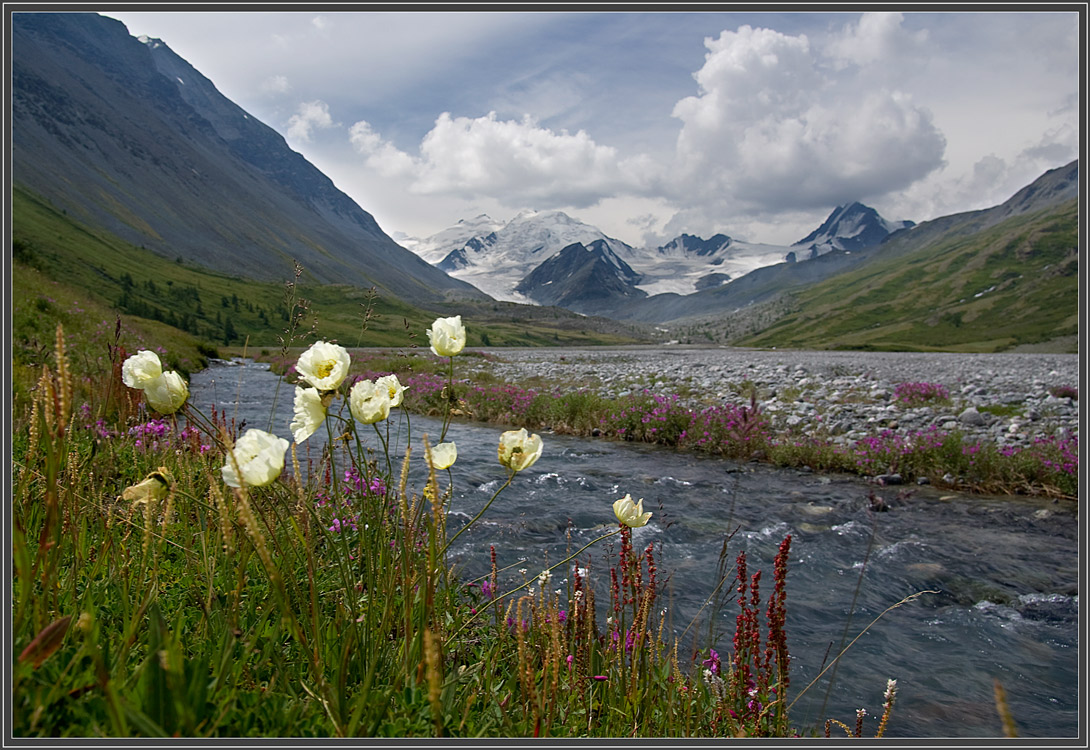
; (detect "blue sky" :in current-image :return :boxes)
[104,9,1080,248]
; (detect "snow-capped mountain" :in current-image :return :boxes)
[407,209,636,302]
[792,202,915,258]
[624,233,795,297]
[399,203,911,309]
[514,239,646,314]
[398,214,506,265]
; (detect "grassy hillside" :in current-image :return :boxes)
[738,199,1078,352]
[11,184,648,376]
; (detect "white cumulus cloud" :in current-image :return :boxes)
[348,120,416,178]
[349,112,657,209]
[286,100,334,143]
[826,11,928,68]
[667,21,946,224]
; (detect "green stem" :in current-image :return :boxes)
[442,471,514,556]
[439,356,454,443]
[372,422,391,477]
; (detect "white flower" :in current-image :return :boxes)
[613,494,652,528]
[375,373,408,407]
[290,386,326,443]
[349,379,391,424]
[121,467,173,505]
[143,371,188,414]
[430,441,457,470]
[222,429,290,488]
[122,350,162,390]
[427,315,466,357]
[498,428,543,473]
[296,341,350,391]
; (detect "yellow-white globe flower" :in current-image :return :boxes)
[121,467,174,505]
[296,340,350,391]
[143,371,189,415]
[375,373,408,407]
[222,429,290,488]
[430,441,457,470]
[427,315,466,357]
[498,428,543,473]
[289,386,326,444]
[122,350,163,390]
[613,494,652,528]
[349,379,392,425]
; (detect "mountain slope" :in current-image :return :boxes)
[415,209,637,302]
[736,167,1079,352]
[11,12,485,304]
[615,161,1078,329]
[793,201,915,257]
[624,233,795,296]
[514,240,646,314]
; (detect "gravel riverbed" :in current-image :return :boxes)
[461,346,1080,458]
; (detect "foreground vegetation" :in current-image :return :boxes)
[14,308,932,738]
[12,191,1070,736]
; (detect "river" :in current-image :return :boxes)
[189,357,1079,738]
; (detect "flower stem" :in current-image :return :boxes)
[439,356,454,443]
[441,471,514,556]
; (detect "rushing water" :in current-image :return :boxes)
[190,358,1079,738]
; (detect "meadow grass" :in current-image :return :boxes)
[19,301,1064,737]
[17,321,920,739]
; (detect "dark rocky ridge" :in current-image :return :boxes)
[514,240,646,314]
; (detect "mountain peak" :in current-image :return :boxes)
[793,202,914,258]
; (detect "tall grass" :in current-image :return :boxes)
[12,320,908,738]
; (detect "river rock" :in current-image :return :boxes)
[461,346,1079,460]
[958,407,986,426]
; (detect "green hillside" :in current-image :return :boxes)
[11,184,648,374]
[739,199,1078,352]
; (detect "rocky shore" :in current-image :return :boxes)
[462,346,1080,455]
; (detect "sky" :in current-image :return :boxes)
[103,9,1081,249]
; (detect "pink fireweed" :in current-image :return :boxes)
[892,381,950,406]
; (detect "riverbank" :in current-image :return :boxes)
[244,344,1074,499]
[458,345,1080,454]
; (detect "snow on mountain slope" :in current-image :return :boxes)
[398,214,505,265]
[793,202,914,257]
[403,209,636,302]
[620,233,794,296]
[399,203,911,303]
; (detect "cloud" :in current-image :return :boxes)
[667,21,946,221]
[826,11,928,68]
[286,100,335,142]
[348,120,416,178]
[349,112,657,209]
[260,75,291,94]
